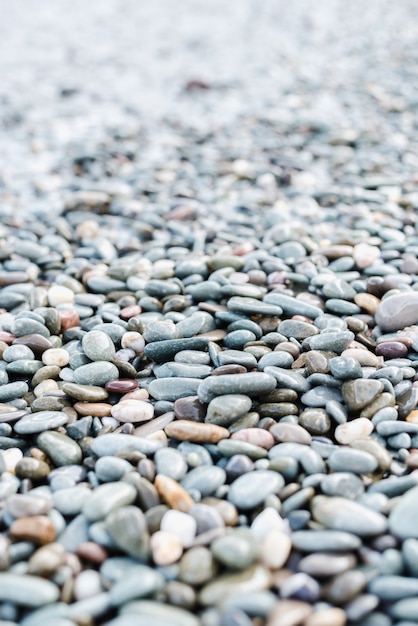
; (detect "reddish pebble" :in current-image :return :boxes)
[119,305,142,320]
[76,541,108,564]
[105,379,139,393]
[0,331,15,344]
[59,310,80,331]
[375,341,408,359]
[231,428,275,449]
[212,364,247,376]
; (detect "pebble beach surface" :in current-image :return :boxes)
[1,1,418,625]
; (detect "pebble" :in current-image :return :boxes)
[388,486,418,539]
[311,496,388,536]
[82,482,137,522]
[73,361,119,386]
[165,420,229,443]
[1,8,418,625]
[375,293,418,332]
[227,470,284,510]
[0,573,59,606]
[14,411,68,435]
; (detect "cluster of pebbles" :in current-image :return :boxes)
[2,1,418,625]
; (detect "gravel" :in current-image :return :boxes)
[1,1,418,624]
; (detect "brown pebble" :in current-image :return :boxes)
[274,342,300,358]
[74,402,112,417]
[28,543,66,576]
[59,309,80,331]
[119,305,142,319]
[105,379,139,393]
[304,350,331,374]
[13,334,52,355]
[341,348,384,367]
[406,410,418,424]
[15,457,50,480]
[76,542,108,564]
[320,244,354,259]
[354,293,380,315]
[305,608,346,626]
[174,396,206,421]
[266,599,312,626]
[10,515,56,545]
[165,420,229,443]
[154,474,195,512]
[212,364,248,376]
[231,428,275,449]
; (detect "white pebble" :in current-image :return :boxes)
[48,285,75,307]
[250,507,289,540]
[335,418,374,444]
[150,530,183,566]
[260,530,292,569]
[34,379,59,398]
[42,348,70,367]
[121,331,145,355]
[74,569,103,601]
[1,448,23,473]
[111,400,154,423]
[160,510,197,547]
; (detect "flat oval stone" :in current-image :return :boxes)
[154,475,194,513]
[199,564,272,607]
[62,382,109,402]
[227,470,284,510]
[392,597,418,621]
[335,418,374,444]
[37,431,82,466]
[181,465,226,497]
[144,338,209,363]
[118,600,201,626]
[291,530,361,552]
[306,331,354,354]
[74,362,119,386]
[111,400,154,423]
[375,293,418,332]
[14,411,68,435]
[198,373,276,404]
[90,434,163,457]
[312,495,387,536]
[83,482,137,522]
[0,573,59,606]
[165,420,229,443]
[389,486,418,539]
[205,394,252,426]
[328,448,378,474]
[369,575,418,600]
[10,515,56,545]
[148,378,201,401]
[6,493,51,518]
[269,423,312,446]
[298,552,356,577]
[0,381,29,402]
[105,379,139,393]
[264,293,322,319]
[109,564,164,606]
